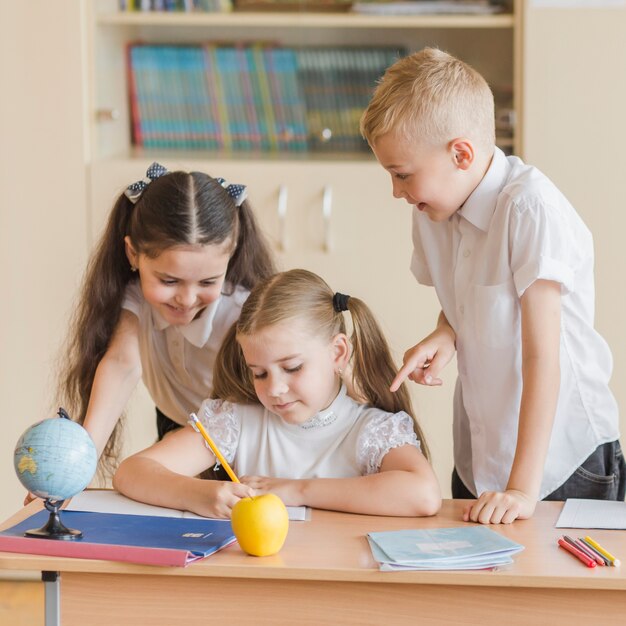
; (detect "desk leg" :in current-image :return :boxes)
[42,571,60,626]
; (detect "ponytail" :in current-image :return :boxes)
[224,199,276,291]
[346,298,430,460]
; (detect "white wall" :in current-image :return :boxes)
[522,3,626,442]
[0,3,88,522]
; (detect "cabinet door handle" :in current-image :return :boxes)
[95,108,120,122]
[322,185,332,252]
[277,184,288,252]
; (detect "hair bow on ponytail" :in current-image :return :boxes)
[124,162,169,204]
[216,177,247,207]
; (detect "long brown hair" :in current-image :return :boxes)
[212,269,429,459]
[59,169,275,472]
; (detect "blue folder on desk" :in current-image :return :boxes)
[0,510,236,567]
[368,526,524,571]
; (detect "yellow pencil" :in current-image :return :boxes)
[584,536,621,567]
[188,412,240,483]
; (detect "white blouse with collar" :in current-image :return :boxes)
[197,386,420,478]
[122,281,249,425]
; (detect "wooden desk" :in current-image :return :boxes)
[1,500,625,625]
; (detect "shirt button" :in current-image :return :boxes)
[463,249,471,258]
[459,305,465,314]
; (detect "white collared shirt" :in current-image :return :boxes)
[197,385,420,478]
[122,281,249,424]
[411,147,619,498]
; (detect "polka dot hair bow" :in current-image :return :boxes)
[124,162,169,204]
[216,177,248,207]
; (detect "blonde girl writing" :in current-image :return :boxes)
[114,269,441,518]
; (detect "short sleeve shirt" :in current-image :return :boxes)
[122,281,248,425]
[197,385,421,478]
[411,147,620,498]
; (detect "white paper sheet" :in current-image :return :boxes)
[555,498,626,529]
[68,489,310,521]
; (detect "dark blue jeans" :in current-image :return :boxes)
[452,440,626,501]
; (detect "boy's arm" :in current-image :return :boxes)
[113,425,254,519]
[390,310,456,391]
[82,310,143,456]
[241,446,442,517]
[464,279,561,524]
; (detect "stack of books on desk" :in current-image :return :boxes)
[367,526,524,571]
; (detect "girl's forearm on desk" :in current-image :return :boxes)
[113,456,215,513]
[299,471,441,517]
[299,447,441,517]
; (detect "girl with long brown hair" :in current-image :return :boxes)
[53,162,274,482]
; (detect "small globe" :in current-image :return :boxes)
[14,411,97,502]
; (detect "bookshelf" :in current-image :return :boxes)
[89,0,521,161]
[85,0,522,488]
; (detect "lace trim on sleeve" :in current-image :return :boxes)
[357,411,420,475]
[198,399,240,465]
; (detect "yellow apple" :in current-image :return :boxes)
[231,493,289,557]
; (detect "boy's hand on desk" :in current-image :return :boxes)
[390,329,456,391]
[241,475,302,506]
[463,489,536,525]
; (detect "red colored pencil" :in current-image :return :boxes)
[558,537,597,568]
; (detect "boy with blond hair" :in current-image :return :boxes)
[361,47,623,524]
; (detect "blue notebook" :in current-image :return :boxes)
[0,510,236,567]
[368,526,524,571]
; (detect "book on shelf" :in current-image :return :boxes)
[367,526,524,571]
[0,509,236,567]
[120,0,233,11]
[126,42,403,154]
[233,0,353,12]
[351,1,504,15]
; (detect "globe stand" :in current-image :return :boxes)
[25,498,82,540]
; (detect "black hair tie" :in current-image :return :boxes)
[333,292,351,313]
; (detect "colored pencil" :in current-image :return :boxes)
[562,536,604,566]
[584,536,621,567]
[557,537,597,568]
[578,538,610,566]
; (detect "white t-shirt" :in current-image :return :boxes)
[197,386,421,478]
[122,281,248,425]
[411,147,619,498]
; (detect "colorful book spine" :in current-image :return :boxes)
[127,42,402,155]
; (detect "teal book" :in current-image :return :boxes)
[0,510,236,567]
[368,526,524,571]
